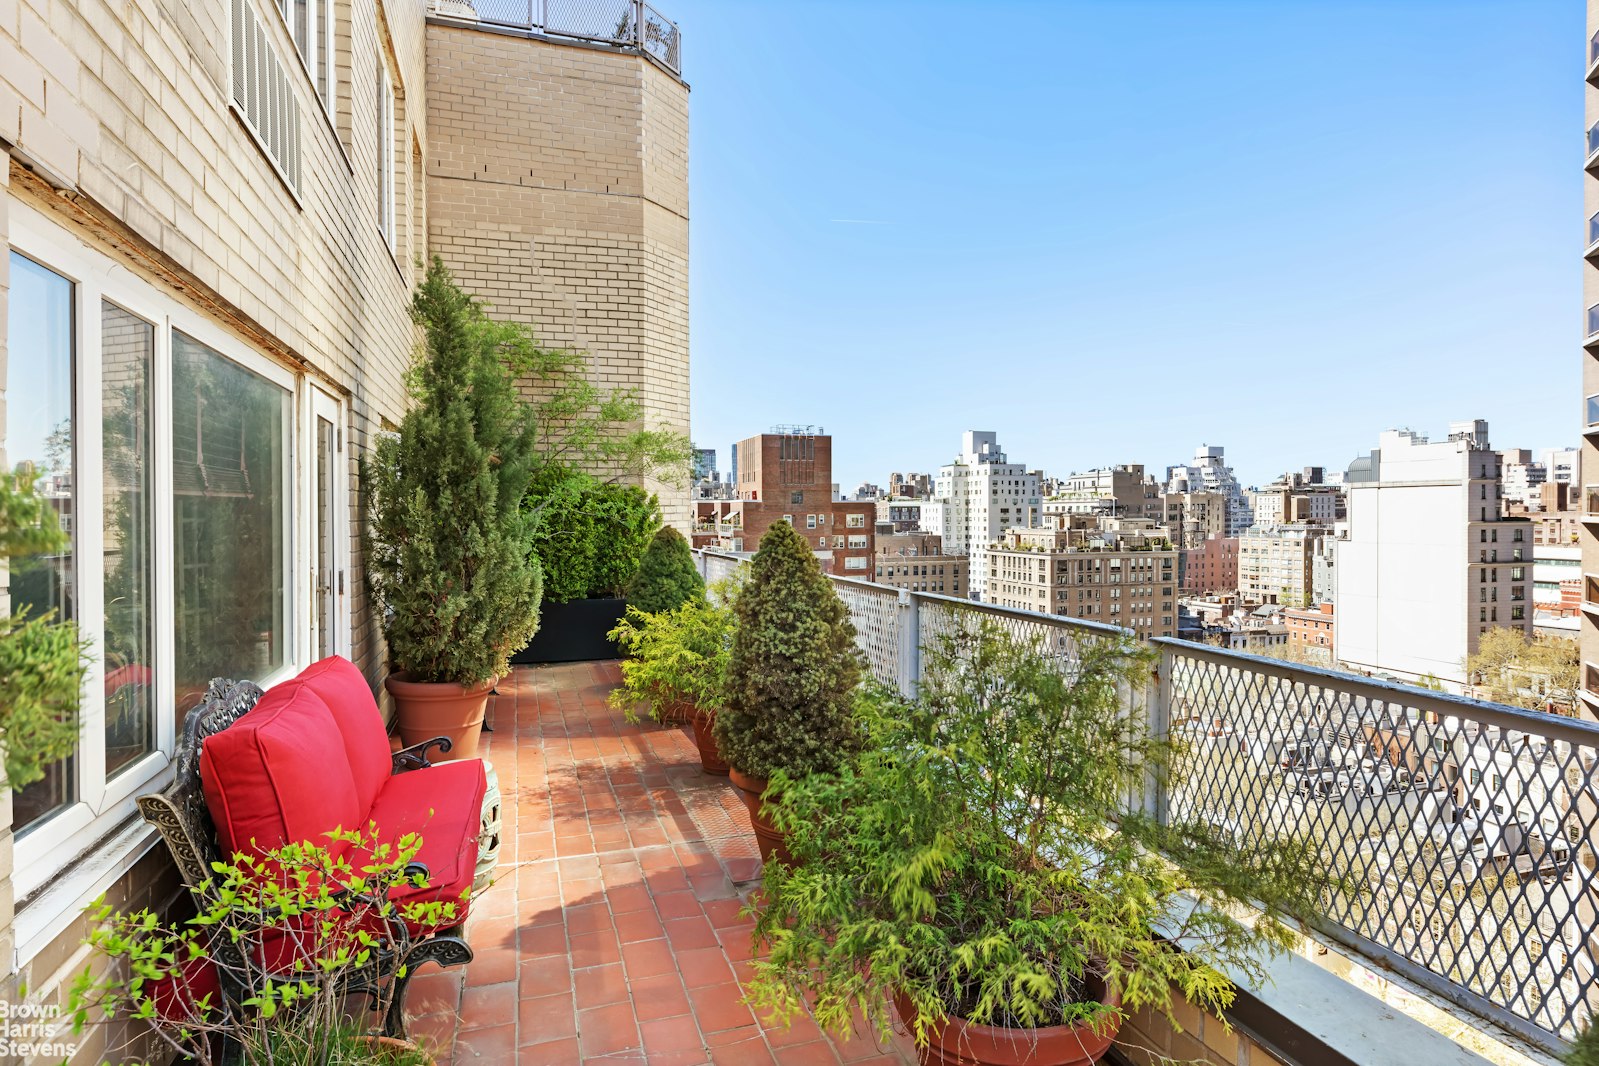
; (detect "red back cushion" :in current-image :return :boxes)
[200,681,362,859]
[296,656,391,813]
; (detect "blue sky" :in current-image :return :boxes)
[677,0,1577,490]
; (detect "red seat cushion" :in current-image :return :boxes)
[200,681,362,860]
[296,655,392,814]
[358,758,486,927]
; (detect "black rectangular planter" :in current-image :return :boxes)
[511,597,627,664]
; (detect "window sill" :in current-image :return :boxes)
[11,813,162,973]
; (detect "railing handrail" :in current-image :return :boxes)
[427,0,682,76]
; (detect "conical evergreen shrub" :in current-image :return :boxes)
[715,520,863,779]
[365,258,543,685]
[625,526,703,615]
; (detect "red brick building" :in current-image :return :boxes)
[692,429,875,577]
[1181,535,1239,594]
[1284,602,1335,663]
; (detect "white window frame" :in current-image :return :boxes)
[8,203,311,963]
[267,0,335,112]
[377,61,396,252]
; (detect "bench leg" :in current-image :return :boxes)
[385,933,475,1040]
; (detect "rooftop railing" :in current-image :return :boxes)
[696,549,1599,1055]
[428,0,681,75]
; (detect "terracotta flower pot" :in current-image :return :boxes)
[385,672,493,761]
[892,978,1122,1066]
[729,767,793,865]
[691,709,729,776]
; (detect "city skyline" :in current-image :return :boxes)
[679,0,1576,490]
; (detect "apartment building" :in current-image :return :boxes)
[0,1,688,1054]
[1336,422,1534,690]
[1043,464,1166,522]
[887,471,933,498]
[1166,488,1230,548]
[1165,444,1253,535]
[1180,535,1239,594]
[1237,524,1331,607]
[874,530,968,596]
[1284,602,1336,664]
[1249,468,1345,526]
[877,497,934,533]
[701,429,874,575]
[933,430,1040,600]
[986,516,1178,638]
[1500,448,1548,509]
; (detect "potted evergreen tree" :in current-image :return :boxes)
[749,619,1335,1066]
[365,258,542,760]
[714,520,862,863]
[625,526,703,615]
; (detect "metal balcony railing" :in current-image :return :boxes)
[1588,304,1599,338]
[695,549,1599,1053]
[1589,124,1599,159]
[428,0,681,75]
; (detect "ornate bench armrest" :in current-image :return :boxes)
[391,736,452,773]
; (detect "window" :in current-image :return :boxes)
[102,303,157,781]
[230,0,303,195]
[272,0,333,103]
[806,514,816,529]
[844,557,868,570]
[377,61,396,249]
[171,333,291,718]
[5,206,323,934]
[790,491,803,505]
[846,513,865,528]
[8,253,78,836]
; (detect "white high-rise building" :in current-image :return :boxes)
[1541,447,1579,486]
[1335,422,1533,690]
[933,431,1041,600]
[1164,445,1253,535]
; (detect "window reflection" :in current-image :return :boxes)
[102,302,156,778]
[7,252,78,835]
[171,332,289,720]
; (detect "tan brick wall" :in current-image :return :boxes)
[1117,990,1289,1066]
[424,23,691,530]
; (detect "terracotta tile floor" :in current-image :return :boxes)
[403,661,918,1065]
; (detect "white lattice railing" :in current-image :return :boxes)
[690,549,1599,1054]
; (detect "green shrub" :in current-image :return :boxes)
[714,520,862,779]
[527,469,660,603]
[71,828,459,1066]
[0,469,87,790]
[608,575,737,722]
[748,618,1339,1048]
[626,526,703,615]
[364,258,543,685]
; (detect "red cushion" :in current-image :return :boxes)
[358,758,486,927]
[296,655,392,814]
[200,681,362,860]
